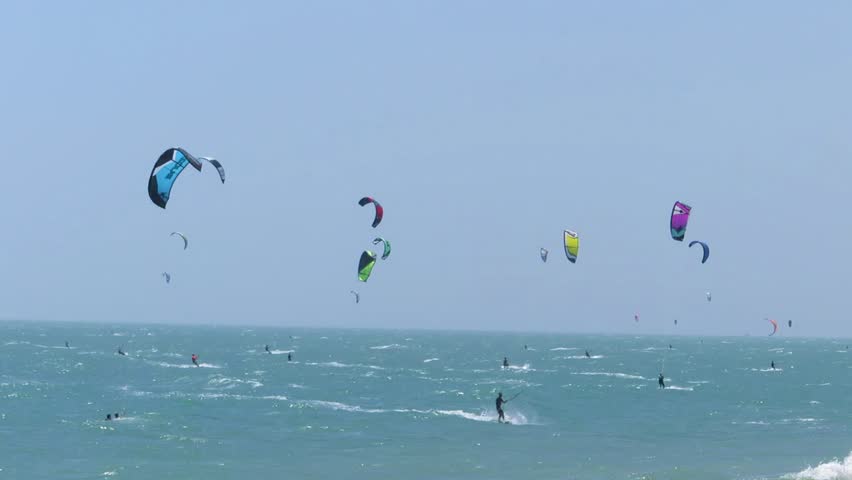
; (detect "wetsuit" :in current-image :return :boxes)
[191,355,199,367]
[658,374,666,389]
[771,361,775,370]
[585,351,590,358]
[503,358,509,368]
[496,395,506,422]
[265,345,270,354]
[287,353,292,361]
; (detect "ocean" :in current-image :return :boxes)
[1,321,850,479]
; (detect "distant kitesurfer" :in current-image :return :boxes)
[503,357,509,368]
[191,354,199,367]
[265,345,271,354]
[106,414,112,421]
[114,413,120,419]
[524,345,528,350]
[669,344,672,350]
[658,373,666,389]
[771,360,775,370]
[117,347,126,356]
[585,350,591,358]
[287,353,292,362]
[65,341,70,349]
[496,392,507,423]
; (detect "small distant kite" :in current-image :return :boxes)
[358,197,384,228]
[170,232,188,250]
[634,312,640,322]
[767,318,778,336]
[674,319,678,326]
[670,201,691,241]
[563,230,579,264]
[706,291,712,302]
[350,290,360,304]
[788,320,792,328]
[540,248,548,263]
[148,148,203,209]
[689,240,710,264]
[372,238,392,260]
[358,251,377,282]
[162,272,171,284]
[199,157,225,183]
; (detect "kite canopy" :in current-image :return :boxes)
[563,230,579,263]
[200,157,225,183]
[372,237,392,260]
[788,320,792,328]
[670,201,692,241]
[162,272,171,284]
[358,250,377,282]
[358,197,384,228]
[148,148,203,209]
[706,291,712,302]
[689,240,710,264]
[674,319,678,326]
[170,232,188,250]
[768,318,778,336]
[634,312,640,322]
[540,248,549,263]
[350,290,360,304]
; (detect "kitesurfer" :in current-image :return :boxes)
[114,413,120,419]
[669,344,672,350]
[117,347,126,356]
[106,414,112,421]
[496,392,507,423]
[585,350,591,358]
[265,345,271,354]
[287,353,292,362]
[771,360,775,370]
[524,345,528,350]
[658,373,666,389]
[191,354,199,367]
[65,341,70,349]
[503,357,509,368]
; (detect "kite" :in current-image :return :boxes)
[670,201,691,241]
[768,318,778,336]
[170,232,188,250]
[199,157,225,183]
[564,230,579,264]
[148,148,203,209]
[358,251,377,282]
[540,248,548,263]
[350,290,360,304]
[358,197,384,228]
[162,272,171,284]
[689,240,710,264]
[372,237,392,260]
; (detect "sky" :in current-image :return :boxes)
[1,1,851,336]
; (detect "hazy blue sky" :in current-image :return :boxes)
[2,2,851,335]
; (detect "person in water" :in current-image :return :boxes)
[114,413,120,419]
[287,352,292,362]
[191,354,199,367]
[265,345,271,354]
[585,350,591,358]
[503,357,509,368]
[771,360,775,370]
[65,341,70,349]
[524,345,528,350]
[496,392,507,423]
[669,344,672,350]
[106,414,112,421]
[117,346,126,356]
[658,373,666,389]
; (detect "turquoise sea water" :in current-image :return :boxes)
[1,321,851,479]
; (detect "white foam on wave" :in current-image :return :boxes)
[146,360,221,369]
[207,376,263,389]
[298,400,534,425]
[558,355,604,360]
[665,385,694,391]
[503,364,533,372]
[423,358,439,363]
[269,350,294,355]
[370,344,406,350]
[753,368,784,372]
[784,451,852,480]
[305,361,384,370]
[549,347,577,351]
[571,371,648,380]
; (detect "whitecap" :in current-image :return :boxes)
[784,451,852,480]
[571,372,648,380]
[369,344,406,350]
[423,358,439,363]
